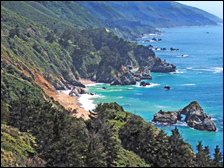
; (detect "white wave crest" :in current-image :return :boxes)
[135,82,160,88]
[78,94,104,111]
[183,84,196,86]
[186,67,223,73]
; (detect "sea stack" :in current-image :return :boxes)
[181,101,217,132]
[152,101,217,132]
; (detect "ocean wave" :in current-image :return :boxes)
[116,96,124,99]
[170,70,183,74]
[175,121,188,127]
[135,82,160,88]
[186,67,223,73]
[134,93,143,95]
[85,83,104,87]
[183,84,196,86]
[155,105,170,109]
[177,54,188,57]
[128,87,134,90]
[108,89,123,92]
[60,89,72,95]
[78,94,104,111]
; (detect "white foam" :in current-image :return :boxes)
[78,94,104,111]
[213,67,223,73]
[175,121,188,127]
[60,89,72,95]
[177,54,188,57]
[186,67,223,73]
[183,84,196,86]
[128,87,134,90]
[170,70,183,74]
[155,105,170,109]
[85,83,104,87]
[135,82,160,88]
[134,93,143,95]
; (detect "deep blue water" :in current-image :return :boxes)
[86,25,223,154]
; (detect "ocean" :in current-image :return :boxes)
[82,25,223,154]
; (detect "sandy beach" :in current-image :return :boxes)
[34,73,96,120]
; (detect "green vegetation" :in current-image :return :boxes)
[1,1,223,167]
[1,124,38,167]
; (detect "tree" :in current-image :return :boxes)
[169,127,196,167]
[195,141,212,167]
[213,145,223,167]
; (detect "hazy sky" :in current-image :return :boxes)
[176,1,223,19]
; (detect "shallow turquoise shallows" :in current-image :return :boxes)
[86,25,223,154]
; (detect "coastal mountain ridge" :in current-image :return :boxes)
[1,1,222,40]
[1,1,223,167]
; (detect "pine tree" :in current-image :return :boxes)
[169,127,196,167]
[153,129,171,167]
[213,145,223,167]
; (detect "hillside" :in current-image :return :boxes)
[74,1,222,39]
[2,1,222,41]
[1,1,223,167]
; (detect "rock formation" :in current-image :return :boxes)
[69,86,86,97]
[151,57,176,73]
[152,110,182,124]
[152,101,217,132]
[181,101,216,132]
[133,67,152,80]
[110,71,136,85]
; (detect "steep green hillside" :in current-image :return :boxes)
[2,4,175,90]
[1,1,77,33]
[1,124,41,167]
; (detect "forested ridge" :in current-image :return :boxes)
[1,1,223,167]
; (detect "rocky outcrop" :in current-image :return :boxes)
[69,86,86,97]
[140,81,150,87]
[180,101,216,132]
[110,71,136,85]
[152,110,182,124]
[152,101,217,132]
[133,67,152,80]
[151,57,176,73]
[163,85,171,89]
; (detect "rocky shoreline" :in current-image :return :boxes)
[152,101,217,132]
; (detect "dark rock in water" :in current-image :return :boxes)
[152,37,157,41]
[152,110,182,124]
[140,81,150,87]
[133,66,152,80]
[180,101,217,132]
[151,57,176,73]
[152,101,217,132]
[164,85,171,89]
[102,87,107,89]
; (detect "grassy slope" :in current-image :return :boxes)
[1,124,37,167]
[1,1,77,33]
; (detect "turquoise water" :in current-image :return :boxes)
[86,25,223,154]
